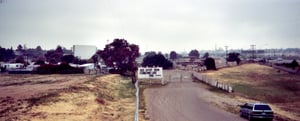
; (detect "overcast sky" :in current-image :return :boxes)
[0,0,299,53]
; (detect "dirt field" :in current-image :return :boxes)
[0,74,137,121]
[202,63,300,121]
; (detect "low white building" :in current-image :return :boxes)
[0,63,24,69]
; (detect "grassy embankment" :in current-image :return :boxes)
[203,63,300,121]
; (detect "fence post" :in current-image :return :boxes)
[229,86,233,93]
[134,80,139,121]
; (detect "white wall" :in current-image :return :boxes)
[73,45,97,60]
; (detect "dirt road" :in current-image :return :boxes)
[144,70,245,121]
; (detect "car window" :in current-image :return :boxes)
[254,105,271,110]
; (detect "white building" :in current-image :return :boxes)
[72,45,97,60]
[0,63,24,70]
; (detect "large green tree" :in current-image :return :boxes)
[226,52,241,65]
[97,38,140,75]
[142,52,173,69]
[23,46,44,61]
[44,45,64,64]
[0,47,15,62]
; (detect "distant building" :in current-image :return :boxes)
[0,63,24,70]
[72,45,97,60]
[241,49,265,59]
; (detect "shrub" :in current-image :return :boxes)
[204,57,216,70]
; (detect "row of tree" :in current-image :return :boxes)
[0,47,15,62]
[1,39,242,76]
[169,50,211,60]
[142,52,173,69]
[169,49,200,60]
[0,44,78,64]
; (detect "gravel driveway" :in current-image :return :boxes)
[144,70,245,121]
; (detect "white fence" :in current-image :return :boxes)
[192,72,233,93]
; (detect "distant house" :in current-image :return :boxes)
[173,57,206,71]
[0,63,25,72]
[175,57,203,66]
[241,49,265,59]
[69,63,109,74]
[1,63,24,69]
[72,45,97,60]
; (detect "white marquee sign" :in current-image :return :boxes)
[137,67,163,79]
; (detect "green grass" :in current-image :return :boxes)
[26,92,61,107]
[217,64,300,103]
[118,81,135,98]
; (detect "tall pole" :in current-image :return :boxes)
[225,46,228,64]
[251,45,256,60]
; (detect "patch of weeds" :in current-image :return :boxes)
[96,98,106,105]
[118,81,135,98]
[138,85,147,119]
[222,102,240,114]
[0,81,31,86]
[232,83,255,94]
[64,85,92,92]
[231,83,267,100]
[207,86,228,93]
[232,83,293,103]
[220,73,246,81]
[0,97,28,119]
[95,91,114,101]
[31,80,53,84]
[84,75,100,84]
[279,81,300,92]
[26,92,60,107]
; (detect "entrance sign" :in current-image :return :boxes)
[137,67,164,84]
[138,67,163,79]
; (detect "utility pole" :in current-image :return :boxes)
[225,46,228,64]
[251,44,256,60]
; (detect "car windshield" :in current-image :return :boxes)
[254,105,271,110]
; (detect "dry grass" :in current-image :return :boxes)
[203,63,300,121]
[0,74,138,121]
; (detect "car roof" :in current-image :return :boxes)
[246,102,269,106]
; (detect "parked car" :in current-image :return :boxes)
[240,103,274,121]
